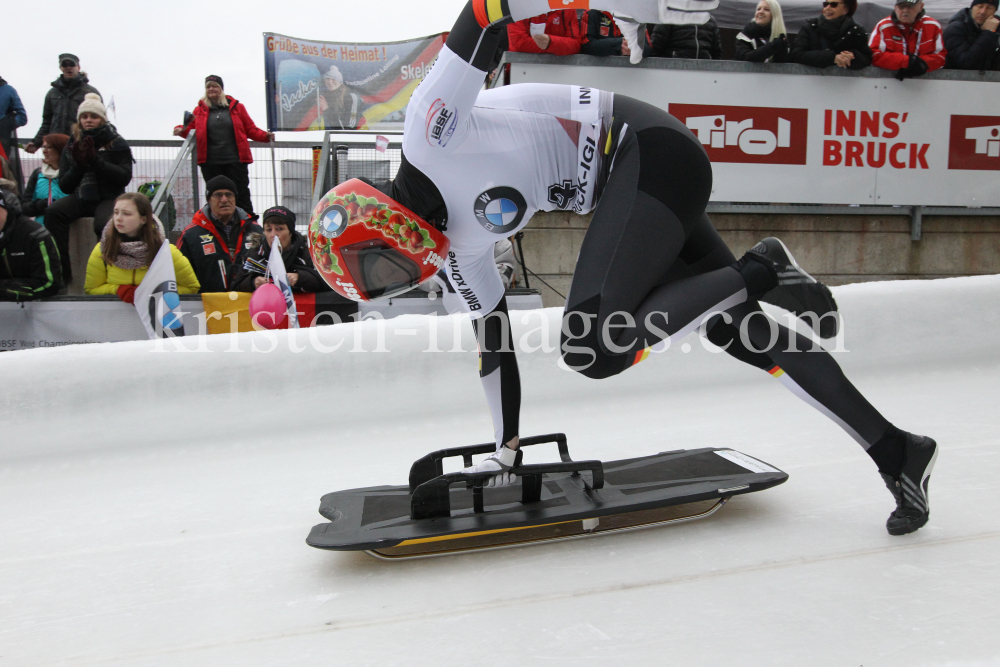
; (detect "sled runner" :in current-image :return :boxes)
[306,433,788,559]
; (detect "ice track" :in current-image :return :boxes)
[2,276,999,666]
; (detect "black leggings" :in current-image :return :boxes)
[561,95,890,448]
[44,195,116,283]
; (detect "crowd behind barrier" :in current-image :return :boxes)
[1,0,998,314]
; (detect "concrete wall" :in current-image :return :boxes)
[520,211,1000,307]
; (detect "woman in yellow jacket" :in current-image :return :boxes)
[85,192,199,301]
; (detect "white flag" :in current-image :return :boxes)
[134,241,185,339]
[267,238,299,329]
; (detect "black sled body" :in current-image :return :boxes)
[306,434,788,559]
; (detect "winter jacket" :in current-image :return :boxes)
[30,74,101,146]
[790,15,872,69]
[59,124,133,202]
[870,12,946,71]
[0,192,62,301]
[230,230,331,293]
[735,20,790,62]
[508,11,584,55]
[649,17,722,59]
[178,96,270,165]
[0,77,28,133]
[84,242,199,295]
[21,166,69,224]
[944,8,1000,70]
[176,205,262,293]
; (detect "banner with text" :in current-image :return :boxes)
[264,32,445,133]
[510,64,1000,207]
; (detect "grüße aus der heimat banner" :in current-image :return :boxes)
[263,32,445,133]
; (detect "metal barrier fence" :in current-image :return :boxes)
[15,138,401,233]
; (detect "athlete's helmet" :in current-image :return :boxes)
[308,179,449,302]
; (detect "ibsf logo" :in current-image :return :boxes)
[425,98,457,148]
[948,115,1000,170]
[669,104,808,165]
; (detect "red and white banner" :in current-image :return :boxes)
[510,64,999,206]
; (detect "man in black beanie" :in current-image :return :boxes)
[175,174,262,292]
[944,0,1000,70]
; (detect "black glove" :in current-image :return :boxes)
[771,34,788,56]
[71,136,96,167]
[895,54,928,80]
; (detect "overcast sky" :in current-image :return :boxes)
[6,0,467,142]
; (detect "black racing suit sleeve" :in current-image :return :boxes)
[446,0,512,70]
[471,295,521,447]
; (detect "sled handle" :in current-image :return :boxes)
[410,459,604,521]
[408,433,572,492]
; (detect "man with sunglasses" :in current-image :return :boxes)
[25,54,101,155]
[870,0,947,79]
[176,175,262,293]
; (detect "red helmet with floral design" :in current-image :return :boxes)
[308,179,449,301]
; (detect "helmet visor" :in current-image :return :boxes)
[340,238,421,300]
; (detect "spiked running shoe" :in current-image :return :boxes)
[745,237,840,339]
[881,432,938,536]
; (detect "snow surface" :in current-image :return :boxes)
[2,276,999,666]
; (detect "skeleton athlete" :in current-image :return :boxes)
[334,0,938,535]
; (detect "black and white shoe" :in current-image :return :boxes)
[881,432,938,536]
[462,445,518,488]
[745,237,840,339]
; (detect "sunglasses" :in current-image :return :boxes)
[822,2,842,7]
[60,61,77,67]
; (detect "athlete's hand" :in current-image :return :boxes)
[532,33,551,50]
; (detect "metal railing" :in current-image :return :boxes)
[15,135,403,233]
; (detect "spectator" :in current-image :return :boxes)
[20,134,70,226]
[0,190,62,300]
[944,0,1000,70]
[649,16,723,60]
[25,55,101,155]
[231,206,330,294]
[0,75,28,170]
[790,0,872,69]
[319,66,366,130]
[85,193,199,302]
[0,156,16,194]
[174,75,273,217]
[508,11,584,55]
[177,175,262,293]
[581,11,631,57]
[735,0,791,62]
[870,0,946,78]
[44,94,132,285]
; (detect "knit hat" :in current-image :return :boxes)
[205,74,224,88]
[971,0,998,9]
[262,205,295,227]
[323,66,344,83]
[205,174,237,198]
[76,93,107,121]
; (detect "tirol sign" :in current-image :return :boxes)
[670,104,809,165]
[948,115,1000,170]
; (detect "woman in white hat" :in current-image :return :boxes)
[44,93,133,284]
[318,66,366,130]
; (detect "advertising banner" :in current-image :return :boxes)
[263,32,446,133]
[510,62,1000,207]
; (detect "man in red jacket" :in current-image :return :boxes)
[869,0,947,79]
[507,10,584,55]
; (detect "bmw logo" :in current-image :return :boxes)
[473,187,526,234]
[318,204,349,238]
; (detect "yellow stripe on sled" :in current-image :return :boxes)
[396,520,577,547]
[487,0,505,23]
